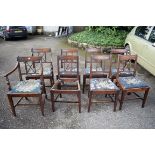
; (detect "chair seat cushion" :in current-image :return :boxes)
[11,80,41,93]
[90,78,119,90]
[118,76,150,89]
[111,68,134,77]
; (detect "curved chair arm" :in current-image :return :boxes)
[4,62,19,91]
[4,62,19,78]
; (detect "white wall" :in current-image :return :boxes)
[43,26,59,32]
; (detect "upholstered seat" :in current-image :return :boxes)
[111,68,134,77]
[118,76,149,89]
[90,78,119,90]
[11,80,41,93]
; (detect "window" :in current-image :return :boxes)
[135,26,151,39]
[148,27,155,43]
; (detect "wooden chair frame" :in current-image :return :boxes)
[83,48,102,93]
[4,56,45,116]
[88,54,120,112]
[110,48,129,81]
[57,54,80,83]
[31,48,54,87]
[116,55,150,110]
[50,78,81,113]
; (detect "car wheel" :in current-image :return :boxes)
[125,44,131,55]
[3,35,8,41]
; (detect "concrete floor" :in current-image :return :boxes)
[0,35,155,129]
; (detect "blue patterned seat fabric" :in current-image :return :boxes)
[111,68,134,77]
[90,78,119,90]
[119,76,149,89]
[84,67,103,74]
[11,80,41,93]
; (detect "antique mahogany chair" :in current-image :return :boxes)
[83,48,102,93]
[56,48,80,82]
[60,48,79,56]
[110,48,130,81]
[57,49,80,83]
[4,56,45,116]
[50,55,81,113]
[88,54,120,112]
[31,48,54,87]
[115,55,150,110]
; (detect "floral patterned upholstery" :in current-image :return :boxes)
[118,77,149,89]
[90,78,119,90]
[84,67,103,74]
[111,68,134,77]
[11,80,41,93]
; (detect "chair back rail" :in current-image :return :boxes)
[116,55,137,79]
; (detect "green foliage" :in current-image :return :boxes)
[69,27,129,47]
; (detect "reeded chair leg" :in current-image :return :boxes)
[7,95,16,116]
[142,88,150,108]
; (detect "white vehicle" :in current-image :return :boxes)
[125,26,155,76]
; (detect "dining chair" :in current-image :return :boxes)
[115,54,150,110]
[110,48,131,81]
[88,54,120,112]
[83,47,102,93]
[4,56,45,116]
[31,48,54,87]
[51,55,81,113]
[57,50,80,83]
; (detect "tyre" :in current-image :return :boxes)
[125,44,131,55]
[3,35,9,41]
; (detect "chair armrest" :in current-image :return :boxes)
[4,62,19,77]
[4,62,19,91]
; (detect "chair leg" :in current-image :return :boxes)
[78,75,81,85]
[114,91,119,112]
[77,92,81,113]
[7,95,16,116]
[25,97,29,100]
[58,82,62,98]
[142,88,150,108]
[39,94,45,116]
[50,77,54,87]
[51,92,55,112]
[119,91,126,110]
[83,76,86,94]
[88,91,92,112]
